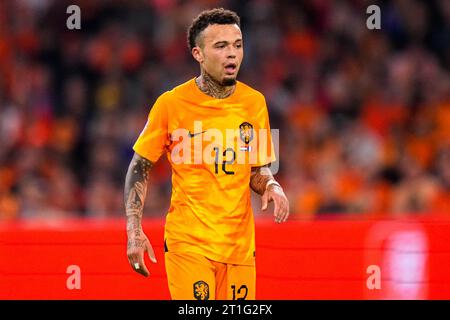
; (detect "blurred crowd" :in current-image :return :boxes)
[0,0,449,220]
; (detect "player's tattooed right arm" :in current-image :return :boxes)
[124,153,153,237]
[124,153,157,276]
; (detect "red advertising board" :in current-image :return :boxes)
[1,216,449,299]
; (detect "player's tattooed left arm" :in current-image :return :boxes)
[250,165,289,223]
[250,165,274,195]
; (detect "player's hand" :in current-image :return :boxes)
[127,231,157,277]
[261,184,290,223]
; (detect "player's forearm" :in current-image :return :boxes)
[124,153,153,236]
[250,165,279,195]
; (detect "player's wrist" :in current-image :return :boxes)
[266,179,282,191]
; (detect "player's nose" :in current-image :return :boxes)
[226,46,238,59]
[227,52,236,59]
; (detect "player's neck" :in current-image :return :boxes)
[195,71,235,99]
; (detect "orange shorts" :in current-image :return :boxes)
[164,251,256,300]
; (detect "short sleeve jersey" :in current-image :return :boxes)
[133,78,276,265]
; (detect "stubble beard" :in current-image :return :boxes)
[222,77,237,86]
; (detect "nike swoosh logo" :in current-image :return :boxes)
[188,130,207,138]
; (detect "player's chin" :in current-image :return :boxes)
[221,75,237,86]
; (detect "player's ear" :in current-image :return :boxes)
[192,46,204,64]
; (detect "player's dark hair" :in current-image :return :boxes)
[187,8,241,51]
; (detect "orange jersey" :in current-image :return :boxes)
[133,78,276,265]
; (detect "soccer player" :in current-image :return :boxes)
[124,8,289,300]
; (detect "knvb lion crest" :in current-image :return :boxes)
[193,280,210,300]
[239,122,253,144]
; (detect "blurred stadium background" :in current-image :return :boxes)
[1,0,450,299]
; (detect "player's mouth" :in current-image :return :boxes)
[224,63,237,75]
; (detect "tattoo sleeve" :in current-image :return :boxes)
[250,165,275,195]
[124,153,153,238]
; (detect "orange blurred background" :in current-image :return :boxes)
[1,0,449,221]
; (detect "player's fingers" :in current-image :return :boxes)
[128,258,136,271]
[273,197,281,223]
[280,206,289,222]
[261,192,269,211]
[129,249,150,277]
[127,252,139,270]
[146,242,157,264]
[137,254,150,277]
[275,195,289,223]
[128,254,144,276]
[280,200,289,223]
[283,199,290,222]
